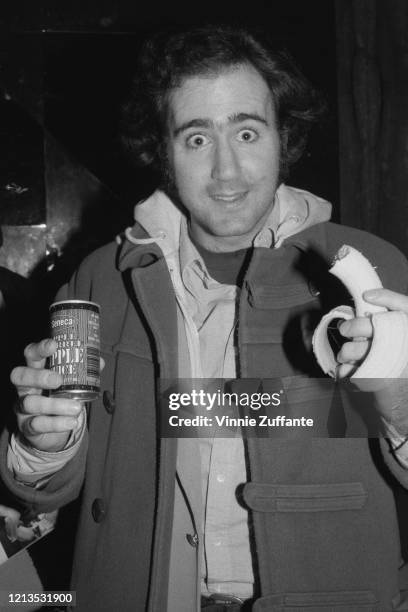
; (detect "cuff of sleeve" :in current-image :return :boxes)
[392,441,408,470]
[382,418,408,469]
[7,408,86,483]
[0,424,88,513]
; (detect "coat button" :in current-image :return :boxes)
[103,390,115,414]
[186,533,199,547]
[92,498,106,523]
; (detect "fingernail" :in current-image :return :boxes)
[45,338,56,350]
[338,321,349,335]
[363,289,380,300]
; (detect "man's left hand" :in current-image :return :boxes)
[337,288,408,375]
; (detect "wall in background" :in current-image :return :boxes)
[336,0,408,256]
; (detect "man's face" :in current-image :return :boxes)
[166,63,281,252]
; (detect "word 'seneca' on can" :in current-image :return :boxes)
[49,300,100,401]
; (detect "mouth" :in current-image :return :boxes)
[210,191,248,203]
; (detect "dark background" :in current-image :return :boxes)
[0,0,339,229]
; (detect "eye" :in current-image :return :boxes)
[237,128,258,143]
[186,133,210,149]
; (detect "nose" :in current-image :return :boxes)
[211,139,240,182]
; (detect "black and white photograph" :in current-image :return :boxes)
[1,1,408,611]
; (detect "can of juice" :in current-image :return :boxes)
[49,300,100,400]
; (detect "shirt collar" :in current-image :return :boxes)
[179,216,208,280]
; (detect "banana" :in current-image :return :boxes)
[312,245,408,390]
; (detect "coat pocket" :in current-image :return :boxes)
[243,482,367,513]
[247,282,319,309]
[253,590,379,611]
[112,341,153,361]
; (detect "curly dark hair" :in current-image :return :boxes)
[120,25,326,183]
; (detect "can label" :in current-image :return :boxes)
[49,300,100,400]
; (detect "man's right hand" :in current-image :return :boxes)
[10,339,83,452]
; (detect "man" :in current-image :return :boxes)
[2,25,408,611]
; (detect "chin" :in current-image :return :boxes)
[209,220,259,238]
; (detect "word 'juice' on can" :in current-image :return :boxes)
[49,300,100,400]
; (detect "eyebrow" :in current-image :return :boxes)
[172,112,268,137]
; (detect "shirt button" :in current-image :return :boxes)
[103,390,115,414]
[186,533,199,547]
[91,498,106,523]
[216,474,225,483]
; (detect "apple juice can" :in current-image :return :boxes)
[49,300,100,400]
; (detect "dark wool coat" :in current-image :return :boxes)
[2,219,408,611]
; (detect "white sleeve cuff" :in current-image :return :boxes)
[7,407,87,485]
[382,418,408,469]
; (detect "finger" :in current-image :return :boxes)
[100,356,105,371]
[15,525,36,543]
[363,288,408,312]
[20,415,79,437]
[11,367,63,395]
[338,317,373,339]
[0,505,20,521]
[24,339,58,369]
[337,340,370,364]
[4,516,18,542]
[17,395,83,417]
